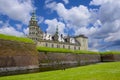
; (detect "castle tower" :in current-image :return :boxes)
[28,10,43,41]
[52,26,59,41]
[74,35,88,50]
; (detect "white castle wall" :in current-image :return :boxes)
[37,41,81,50]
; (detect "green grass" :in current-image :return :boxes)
[100,51,120,54]
[0,62,120,80]
[37,46,99,54]
[0,34,34,43]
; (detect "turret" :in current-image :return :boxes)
[28,10,43,41]
[52,26,59,41]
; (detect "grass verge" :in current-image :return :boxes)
[0,34,34,43]
[0,62,120,80]
[37,46,99,54]
[100,51,120,54]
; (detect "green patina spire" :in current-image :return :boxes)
[55,25,58,35]
[56,25,58,35]
[31,10,37,21]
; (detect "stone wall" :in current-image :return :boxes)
[38,52,101,71]
[0,39,39,75]
[101,54,120,62]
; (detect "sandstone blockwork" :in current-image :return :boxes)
[0,39,39,68]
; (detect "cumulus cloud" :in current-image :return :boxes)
[0,0,34,24]
[0,27,24,37]
[90,0,114,6]
[44,18,65,35]
[15,24,22,30]
[89,0,120,51]
[0,20,3,24]
[0,21,25,37]
[23,27,29,35]
[63,0,69,4]
[55,3,90,29]
[45,0,120,51]
[45,0,57,10]
[38,16,44,24]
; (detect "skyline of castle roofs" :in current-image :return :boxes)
[28,11,88,50]
[0,0,119,51]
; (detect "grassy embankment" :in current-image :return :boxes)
[100,51,120,54]
[37,47,120,54]
[37,46,99,54]
[0,34,34,43]
[1,33,120,54]
[0,62,120,80]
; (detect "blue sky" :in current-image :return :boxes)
[0,0,120,51]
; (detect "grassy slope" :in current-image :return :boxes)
[37,46,99,54]
[0,34,34,43]
[0,62,120,80]
[100,51,120,54]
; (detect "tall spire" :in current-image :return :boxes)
[31,10,37,21]
[55,25,59,35]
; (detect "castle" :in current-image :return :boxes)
[28,11,88,50]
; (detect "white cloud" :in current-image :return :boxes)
[23,27,29,35]
[0,0,34,24]
[45,1,57,10]
[0,21,25,37]
[44,18,65,35]
[90,0,114,5]
[54,3,91,31]
[16,24,22,30]
[0,20,3,24]
[38,16,44,24]
[63,0,69,4]
[0,27,24,37]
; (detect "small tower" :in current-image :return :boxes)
[28,10,43,41]
[52,26,59,41]
[74,35,88,50]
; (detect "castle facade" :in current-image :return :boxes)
[28,11,88,50]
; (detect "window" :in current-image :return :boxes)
[78,47,80,50]
[57,44,59,48]
[63,45,65,48]
[52,44,54,48]
[46,43,48,47]
[74,46,76,50]
[68,46,70,49]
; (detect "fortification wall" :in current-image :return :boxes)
[38,52,101,71]
[0,39,39,75]
[101,54,120,62]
